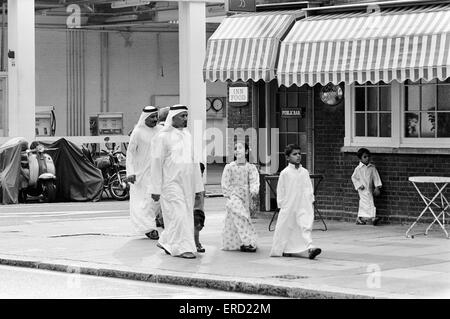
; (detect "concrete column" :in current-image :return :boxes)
[7,0,35,141]
[178,1,206,165]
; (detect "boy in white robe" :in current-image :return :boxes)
[149,105,204,259]
[270,144,322,260]
[351,148,382,225]
[126,106,162,240]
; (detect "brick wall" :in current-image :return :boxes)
[313,85,450,224]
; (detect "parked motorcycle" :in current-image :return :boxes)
[19,143,57,203]
[95,147,129,200]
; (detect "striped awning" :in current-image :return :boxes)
[203,10,304,83]
[277,4,450,87]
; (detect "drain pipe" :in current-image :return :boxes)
[1,1,5,71]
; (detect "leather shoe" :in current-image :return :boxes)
[308,248,322,260]
[372,217,381,226]
[240,245,257,253]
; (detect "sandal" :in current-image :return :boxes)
[156,243,170,255]
[179,252,196,259]
[356,217,366,225]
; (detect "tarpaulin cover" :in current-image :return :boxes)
[44,138,104,202]
[0,138,27,204]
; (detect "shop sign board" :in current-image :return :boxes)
[229,84,249,107]
[229,86,248,102]
[281,108,305,118]
[226,0,256,13]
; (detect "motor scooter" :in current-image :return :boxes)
[19,143,57,203]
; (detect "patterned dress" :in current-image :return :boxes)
[221,161,260,250]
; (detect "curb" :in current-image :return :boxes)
[0,257,375,299]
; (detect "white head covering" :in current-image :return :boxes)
[158,106,170,124]
[162,104,188,131]
[135,105,158,129]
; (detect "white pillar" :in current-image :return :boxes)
[7,0,35,141]
[178,1,206,165]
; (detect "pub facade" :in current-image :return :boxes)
[203,0,450,223]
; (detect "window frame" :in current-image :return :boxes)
[345,80,450,150]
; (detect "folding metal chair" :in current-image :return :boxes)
[265,174,327,232]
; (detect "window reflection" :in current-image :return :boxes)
[404,80,450,138]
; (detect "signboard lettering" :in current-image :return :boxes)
[281,108,304,118]
[229,87,248,103]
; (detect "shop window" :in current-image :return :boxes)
[345,78,450,151]
[354,83,391,138]
[404,79,450,138]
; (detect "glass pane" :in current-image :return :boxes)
[379,113,391,137]
[287,93,298,108]
[405,113,419,137]
[437,113,450,137]
[420,111,435,137]
[299,117,306,132]
[355,87,365,111]
[355,113,365,136]
[437,85,450,110]
[286,133,299,145]
[405,85,420,111]
[286,118,298,132]
[367,87,378,111]
[367,113,378,136]
[379,86,391,111]
[277,93,286,109]
[299,133,307,150]
[422,84,436,111]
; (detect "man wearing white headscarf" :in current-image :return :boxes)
[149,104,204,259]
[126,106,162,240]
[157,106,170,128]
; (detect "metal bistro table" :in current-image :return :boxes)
[264,174,327,232]
[407,176,450,239]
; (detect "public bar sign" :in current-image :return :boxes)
[226,0,256,13]
[281,108,305,118]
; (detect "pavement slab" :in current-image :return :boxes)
[0,198,449,299]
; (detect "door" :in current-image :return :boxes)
[274,85,312,172]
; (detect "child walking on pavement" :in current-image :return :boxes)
[351,148,382,226]
[221,142,260,253]
[270,144,322,259]
[194,163,206,253]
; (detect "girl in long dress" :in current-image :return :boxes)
[221,142,260,252]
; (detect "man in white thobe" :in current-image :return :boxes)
[149,104,204,259]
[126,106,162,239]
